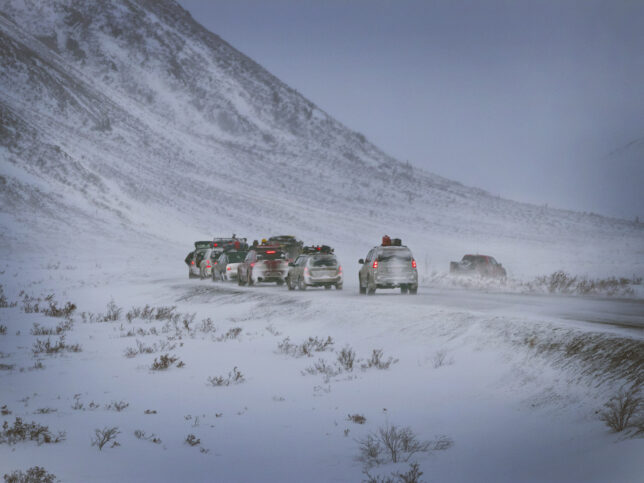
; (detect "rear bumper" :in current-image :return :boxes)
[375,273,417,288]
[304,275,342,286]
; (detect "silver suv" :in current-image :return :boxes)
[286,252,343,290]
[358,245,418,295]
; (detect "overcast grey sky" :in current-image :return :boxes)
[178,0,643,220]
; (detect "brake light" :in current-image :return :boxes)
[338,265,342,273]
[412,259,417,269]
[213,243,218,247]
[227,266,231,271]
[372,260,378,269]
[214,262,218,265]
[250,262,255,267]
[206,264,211,268]
[191,261,195,265]
[266,250,276,254]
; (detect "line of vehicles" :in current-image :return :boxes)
[184,234,506,295]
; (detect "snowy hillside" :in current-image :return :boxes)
[0,0,642,278]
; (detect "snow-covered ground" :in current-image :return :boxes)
[1,256,643,482]
[1,0,643,481]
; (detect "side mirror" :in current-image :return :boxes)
[288,262,295,267]
[358,259,364,264]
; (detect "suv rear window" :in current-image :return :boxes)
[257,249,284,260]
[378,249,412,262]
[226,251,247,263]
[310,255,337,267]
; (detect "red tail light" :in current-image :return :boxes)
[213,243,218,247]
[266,250,276,254]
[206,264,211,269]
[227,266,232,271]
[372,260,378,269]
[338,265,342,273]
[214,262,218,265]
[304,267,309,275]
[191,261,195,265]
[250,262,255,268]
[412,259,417,269]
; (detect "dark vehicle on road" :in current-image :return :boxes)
[237,246,289,286]
[213,250,248,281]
[267,235,303,262]
[450,254,507,278]
[212,236,249,253]
[358,238,418,295]
[186,241,212,278]
[286,246,342,290]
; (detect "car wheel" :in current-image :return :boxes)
[335,283,343,290]
[287,276,295,291]
[276,279,284,286]
[409,285,418,295]
[298,276,306,290]
[367,276,376,295]
[400,285,408,294]
[188,270,193,279]
[248,272,254,286]
[359,276,366,295]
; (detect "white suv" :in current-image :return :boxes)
[358,245,418,295]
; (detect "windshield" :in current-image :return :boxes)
[226,251,247,263]
[310,255,337,267]
[378,249,412,263]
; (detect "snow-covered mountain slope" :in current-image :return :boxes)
[0,0,642,278]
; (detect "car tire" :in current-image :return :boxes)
[400,285,408,294]
[409,285,418,295]
[287,276,295,291]
[367,276,376,295]
[248,272,254,286]
[324,285,331,290]
[276,279,284,286]
[335,283,343,290]
[298,277,306,290]
[359,276,366,295]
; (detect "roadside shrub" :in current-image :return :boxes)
[32,336,81,354]
[42,295,76,318]
[348,414,367,424]
[217,327,242,341]
[91,426,120,450]
[337,346,356,371]
[361,349,398,370]
[0,325,6,335]
[527,271,641,297]
[134,429,161,444]
[207,367,245,386]
[185,434,200,446]
[599,384,643,432]
[105,401,129,412]
[0,418,65,445]
[363,462,424,483]
[358,424,452,467]
[3,466,56,483]
[102,300,122,322]
[30,319,73,336]
[278,336,334,357]
[150,353,184,370]
[124,339,156,358]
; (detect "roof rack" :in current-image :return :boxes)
[302,245,334,255]
[381,236,402,247]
